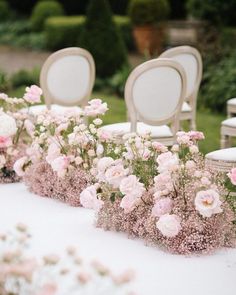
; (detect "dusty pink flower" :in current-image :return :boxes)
[152,141,168,152]
[228,168,236,185]
[176,132,191,145]
[105,164,129,188]
[154,173,173,192]
[156,152,179,173]
[195,189,223,218]
[84,99,108,116]
[119,175,145,198]
[5,259,37,282]
[120,194,138,213]
[0,136,12,148]
[13,156,28,176]
[23,85,42,104]
[156,214,182,238]
[46,143,61,164]
[36,284,57,295]
[50,155,70,178]
[188,131,205,141]
[152,198,173,217]
[80,185,103,211]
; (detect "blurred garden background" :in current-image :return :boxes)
[0,0,236,153]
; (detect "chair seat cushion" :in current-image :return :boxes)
[182,102,191,112]
[23,104,82,116]
[206,147,236,162]
[221,117,236,127]
[101,122,173,138]
[227,98,236,106]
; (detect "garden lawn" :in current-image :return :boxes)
[9,87,225,154]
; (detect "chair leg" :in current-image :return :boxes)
[221,134,230,149]
[190,118,196,131]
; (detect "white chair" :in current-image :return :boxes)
[29,47,95,115]
[205,147,236,172]
[101,58,187,145]
[221,117,236,148]
[227,98,236,117]
[160,46,203,130]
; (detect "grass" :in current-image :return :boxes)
[9,86,224,154]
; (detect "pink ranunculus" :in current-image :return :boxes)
[154,173,173,192]
[84,99,108,117]
[13,156,28,176]
[156,152,179,173]
[46,143,61,164]
[195,189,222,218]
[105,163,129,188]
[152,198,173,217]
[120,194,138,213]
[80,185,103,211]
[36,283,57,295]
[228,168,236,185]
[23,85,42,104]
[119,175,145,198]
[50,155,70,178]
[0,136,12,148]
[156,214,182,238]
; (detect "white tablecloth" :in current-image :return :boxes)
[0,183,236,295]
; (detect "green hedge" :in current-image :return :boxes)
[45,15,134,51]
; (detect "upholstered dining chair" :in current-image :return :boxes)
[227,98,236,117]
[159,46,203,130]
[101,58,187,146]
[28,47,95,115]
[205,147,236,172]
[221,117,236,148]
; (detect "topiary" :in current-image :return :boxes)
[128,0,170,26]
[0,0,11,22]
[79,0,127,78]
[30,0,64,32]
[187,0,236,26]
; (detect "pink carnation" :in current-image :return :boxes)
[0,135,12,148]
[80,185,103,211]
[195,189,223,218]
[152,198,173,217]
[23,85,42,104]
[84,99,108,117]
[156,214,182,238]
[228,168,236,185]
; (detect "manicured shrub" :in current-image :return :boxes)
[128,0,170,25]
[45,16,85,50]
[30,0,64,31]
[79,0,127,78]
[11,68,40,88]
[200,53,236,113]
[114,16,134,51]
[109,0,130,15]
[169,0,187,19]
[8,0,38,15]
[187,0,236,26]
[0,0,11,22]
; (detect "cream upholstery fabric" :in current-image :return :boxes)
[221,118,236,127]
[101,122,173,138]
[227,98,236,106]
[182,102,191,112]
[206,147,236,162]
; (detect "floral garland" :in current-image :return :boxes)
[80,131,236,254]
[0,224,135,295]
[0,86,42,183]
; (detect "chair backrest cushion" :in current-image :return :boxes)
[40,47,95,107]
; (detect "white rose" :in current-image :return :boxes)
[0,112,17,137]
[105,164,129,188]
[195,189,222,218]
[156,214,182,238]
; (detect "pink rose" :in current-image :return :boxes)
[154,173,173,192]
[152,198,173,217]
[23,85,42,104]
[36,283,57,295]
[195,189,223,217]
[46,143,61,164]
[13,156,28,176]
[156,152,179,173]
[80,185,103,211]
[156,214,182,238]
[228,168,236,185]
[120,194,138,213]
[0,136,12,148]
[188,131,205,141]
[84,99,108,117]
[105,164,129,188]
[50,155,70,178]
[119,175,145,198]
